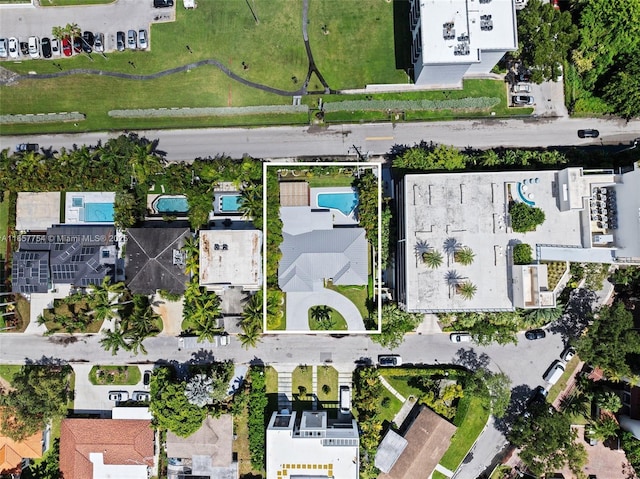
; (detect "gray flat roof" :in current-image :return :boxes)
[402,170,583,312]
[16,192,61,231]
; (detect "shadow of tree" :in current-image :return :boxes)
[24,356,69,366]
[548,288,597,345]
[494,384,533,435]
[452,348,491,371]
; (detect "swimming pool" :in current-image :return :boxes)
[84,202,115,222]
[317,192,359,216]
[219,194,243,212]
[516,182,536,206]
[154,195,189,214]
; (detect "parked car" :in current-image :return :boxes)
[8,37,18,58]
[81,31,94,53]
[108,391,129,401]
[578,129,599,138]
[51,37,60,56]
[127,30,137,50]
[28,36,40,58]
[16,143,39,152]
[378,355,402,367]
[132,391,150,402]
[20,41,29,56]
[518,70,532,82]
[154,0,174,7]
[339,386,351,414]
[143,370,151,390]
[94,33,104,53]
[512,95,534,105]
[530,385,549,404]
[0,38,7,58]
[512,83,531,93]
[62,36,72,56]
[450,332,472,343]
[138,29,148,49]
[525,329,546,340]
[543,360,565,386]
[41,37,52,58]
[561,346,576,362]
[73,36,82,53]
[116,31,125,52]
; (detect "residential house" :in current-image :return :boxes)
[59,418,154,479]
[266,410,359,479]
[408,0,517,87]
[0,412,44,476]
[395,165,640,312]
[125,227,191,295]
[166,415,237,479]
[375,406,456,479]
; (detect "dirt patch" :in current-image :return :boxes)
[0,376,15,394]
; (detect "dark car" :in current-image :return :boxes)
[143,370,151,390]
[525,329,546,340]
[530,385,548,404]
[154,0,174,7]
[16,143,39,153]
[73,36,82,53]
[20,41,29,56]
[116,31,125,52]
[62,36,72,56]
[378,355,402,367]
[41,37,52,58]
[578,129,599,138]
[82,31,94,53]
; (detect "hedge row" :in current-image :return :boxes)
[108,104,308,118]
[322,97,500,112]
[0,112,85,124]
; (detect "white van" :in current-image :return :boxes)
[339,386,351,414]
[543,360,565,386]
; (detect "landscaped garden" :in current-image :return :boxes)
[317,365,339,403]
[88,365,142,386]
[292,365,313,406]
[308,305,348,331]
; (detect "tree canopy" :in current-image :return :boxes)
[393,143,466,171]
[371,304,422,349]
[509,202,545,233]
[516,0,578,82]
[576,302,640,380]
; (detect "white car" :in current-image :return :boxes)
[108,391,129,401]
[8,37,18,58]
[51,38,60,56]
[132,391,150,402]
[561,346,576,362]
[28,36,40,58]
[450,332,472,343]
[0,38,7,58]
[138,29,148,49]
[512,83,531,93]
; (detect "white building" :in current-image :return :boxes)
[266,410,359,479]
[395,164,640,312]
[409,0,517,87]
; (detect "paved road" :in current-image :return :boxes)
[2,117,639,161]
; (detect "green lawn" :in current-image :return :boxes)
[317,365,339,402]
[308,306,348,331]
[438,395,489,471]
[325,281,369,321]
[0,364,21,384]
[41,0,114,5]
[0,193,9,262]
[382,374,423,400]
[292,365,313,399]
[376,389,403,424]
[88,365,142,385]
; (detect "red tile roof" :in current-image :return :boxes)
[0,410,43,474]
[60,419,154,479]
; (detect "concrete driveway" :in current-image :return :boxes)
[72,363,149,416]
[286,289,367,332]
[0,0,174,54]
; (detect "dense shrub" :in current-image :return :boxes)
[247,367,268,470]
[510,202,545,232]
[513,243,533,264]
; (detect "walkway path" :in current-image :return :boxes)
[378,375,405,402]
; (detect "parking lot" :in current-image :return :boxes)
[0,0,173,57]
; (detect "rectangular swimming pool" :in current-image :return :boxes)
[154,196,189,214]
[220,194,243,212]
[317,192,359,216]
[84,202,114,223]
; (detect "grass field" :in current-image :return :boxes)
[0,193,9,267]
[88,365,141,385]
[547,355,581,404]
[41,0,114,5]
[0,364,21,384]
[325,282,369,321]
[308,306,348,331]
[317,365,338,402]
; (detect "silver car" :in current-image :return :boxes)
[51,37,60,56]
[108,390,129,401]
[0,38,7,58]
[28,36,40,58]
[127,30,137,50]
[138,29,147,49]
[94,33,104,53]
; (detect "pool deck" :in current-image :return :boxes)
[309,186,359,226]
[65,191,115,224]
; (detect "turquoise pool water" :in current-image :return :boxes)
[516,183,536,206]
[220,195,242,212]
[84,202,114,222]
[317,192,359,216]
[155,196,189,214]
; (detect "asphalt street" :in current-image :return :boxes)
[2,117,639,162]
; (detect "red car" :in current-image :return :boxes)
[62,36,72,56]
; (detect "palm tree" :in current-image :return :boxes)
[239,183,262,220]
[51,26,65,41]
[181,235,199,259]
[130,142,165,185]
[595,391,622,413]
[559,391,591,418]
[242,292,263,330]
[443,237,462,266]
[414,240,431,258]
[100,329,128,356]
[311,305,331,323]
[423,250,443,269]
[523,302,564,327]
[591,416,620,442]
[457,281,477,300]
[454,247,475,266]
[239,322,262,349]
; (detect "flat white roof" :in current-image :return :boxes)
[199,229,262,289]
[89,453,147,479]
[420,0,517,64]
[111,407,153,420]
[16,192,61,231]
[402,170,583,312]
